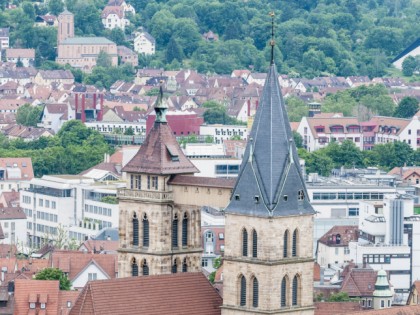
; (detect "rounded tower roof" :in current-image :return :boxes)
[373,269,392,298]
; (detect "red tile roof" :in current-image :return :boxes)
[69,272,222,315]
[0,157,34,180]
[78,240,119,253]
[0,207,26,220]
[318,225,359,247]
[341,305,420,314]
[341,267,377,297]
[314,302,363,315]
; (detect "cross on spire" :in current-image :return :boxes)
[269,11,275,65]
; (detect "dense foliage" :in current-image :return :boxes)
[1,0,419,77]
[16,104,44,127]
[34,267,71,290]
[300,139,420,176]
[0,121,112,177]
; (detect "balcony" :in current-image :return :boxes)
[117,189,173,203]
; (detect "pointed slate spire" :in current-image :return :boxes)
[154,82,168,123]
[225,18,314,218]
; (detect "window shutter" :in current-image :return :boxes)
[132,260,138,277]
[143,215,149,247]
[292,276,298,306]
[182,258,187,272]
[281,277,287,307]
[142,260,149,276]
[172,260,177,273]
[240,275,246,306]
[252,278,259,307]
[252,230,257,258]
[292,229,297,257]
[132,215,139,246]
[182,214,188,246]
[242,229,248,257]
[172,216,178,248]
[283,230,289,258]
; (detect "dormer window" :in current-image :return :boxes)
[29,302,36,309]
[40,303,46,309]
[298,190,304,201]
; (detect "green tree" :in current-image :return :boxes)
[165,36,184,63]
[16,104,43,127]
[35,268,71,290]
[48,0,64,16]
[286,97,307,122]
[328,292,351,302]
[96,51,112,68]
[124,126,134,135]
[325,140,364,168]
[394,97,419,118]
[293,131,303,149]
[402,56,417,77]
[306,150,334,176]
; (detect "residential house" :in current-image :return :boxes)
[38,103,74,133]
[231,69,251,80]
[245,72,266,85]
[0,157,34,193]
[78,239,119,254]
[316,225,359,267]
[346,76,372,87]
[392,38,420,70]
[35,14,58,27]
[5,49,35,67]
[407,281,420,305]
[201,207,225,273]
[101,6,129,30]
[133,30,156,55]
[135,68,163,85]
[0,81,24,95]
[1,124,55,141]
[107,0,135,14]
[34,70,75,86]
[202,31,219,41]
[50,250,118,289]
[167,95,198,111]
[0,191,19,208]
[117,45,138,67]
[0,28,9,49]
[199,124,248,144]
[0,207,27,245]
[69,273,222,315]
[388,167,420,185]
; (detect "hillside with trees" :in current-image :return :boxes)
[1,0,419,78]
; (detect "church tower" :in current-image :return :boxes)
[118,86,203,277]
[221,15,315,315]
[57,10,74,46]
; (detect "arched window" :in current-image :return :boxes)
[252,230,257,258]
[252,277,259,307]
[292,275,299,306]
[292,229,298,257]
[131,258,138,277]
[281,276,288,307]
[242,228,248,257]
[172,259,177,273]
[182,213,188,247]
[142,259,149,276]
[143,214,149,247]
[283,230,289,258]
[132,213,139,246]
[240,275,246,306]
[172,214,178,248]
[182,258,187,272]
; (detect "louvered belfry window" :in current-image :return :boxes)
[182,213,188,246]
[172,259,177,273]
[182,258,187,272]
[242,229,248,257]
[292,229,298,257]
[143,214,149,247]
[281,277,287,307]
[240,275,246,306]
[132,259,138,277]
[132,214,139,246]
[142,260,149,276]
[252,230,257,258]
[292,275,298,306]
[252,277,259,307]
[172,215,178,248]
[283,230,289,258]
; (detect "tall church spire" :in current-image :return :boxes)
[225,18,314,218]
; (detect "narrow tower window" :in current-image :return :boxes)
[292,275,299,306]
[131,258,138,277]
[242,228,248,257]
[142,259,149,276]
[252,277,259,307]
[182,213,188,247]
[172,259,177,273]
[283,230,289,258]
[252,229,258,258]
[132,213,139,246]
[172,214,178,248]
[240,275,246,306]
[143,214,149,247]
[182,258,187,272]
[281,276,287,307]
[292,229,298,257]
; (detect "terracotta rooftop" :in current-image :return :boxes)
[314,302,363,315]
[168,175,235,189]
[341,266,378,297]
[318,225,359,247]
[340,305,420,314]
[0,157,34,180]
[78,240,119,253]
[5,48,35,59]
[0,191,20,207]
[69,272,222,315]
[0,207,26,220]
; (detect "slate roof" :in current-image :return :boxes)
[225,62,314,217]
[122,92,198,175]
[69,272,222,315]
[392,38,420,62]
[60,37,115,45]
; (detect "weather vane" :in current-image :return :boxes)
[269,12,275,64]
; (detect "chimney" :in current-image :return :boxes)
[75,93,78,119]
[81,94,86,122]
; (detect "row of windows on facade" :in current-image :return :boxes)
[238,274,301,308]
[130,175,158,190]
[312,192,384,201]
[21,196,57,208]
[241,228,299,258]
[132,213,189,248]
[84,204,113,217]
[131,257,189,276]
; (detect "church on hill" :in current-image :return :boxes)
[70,36,315,314]
[56,10,118,72]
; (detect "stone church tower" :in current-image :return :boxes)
[57,10,74,46]
[221,48,315,313]
[118,87,202,277]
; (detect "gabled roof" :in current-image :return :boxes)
[69,273,222,315]
[318,225,359,247]
[342,305,420,315]
[122,90,198,175]
[341,267,377,297]
[225,62,314,218]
